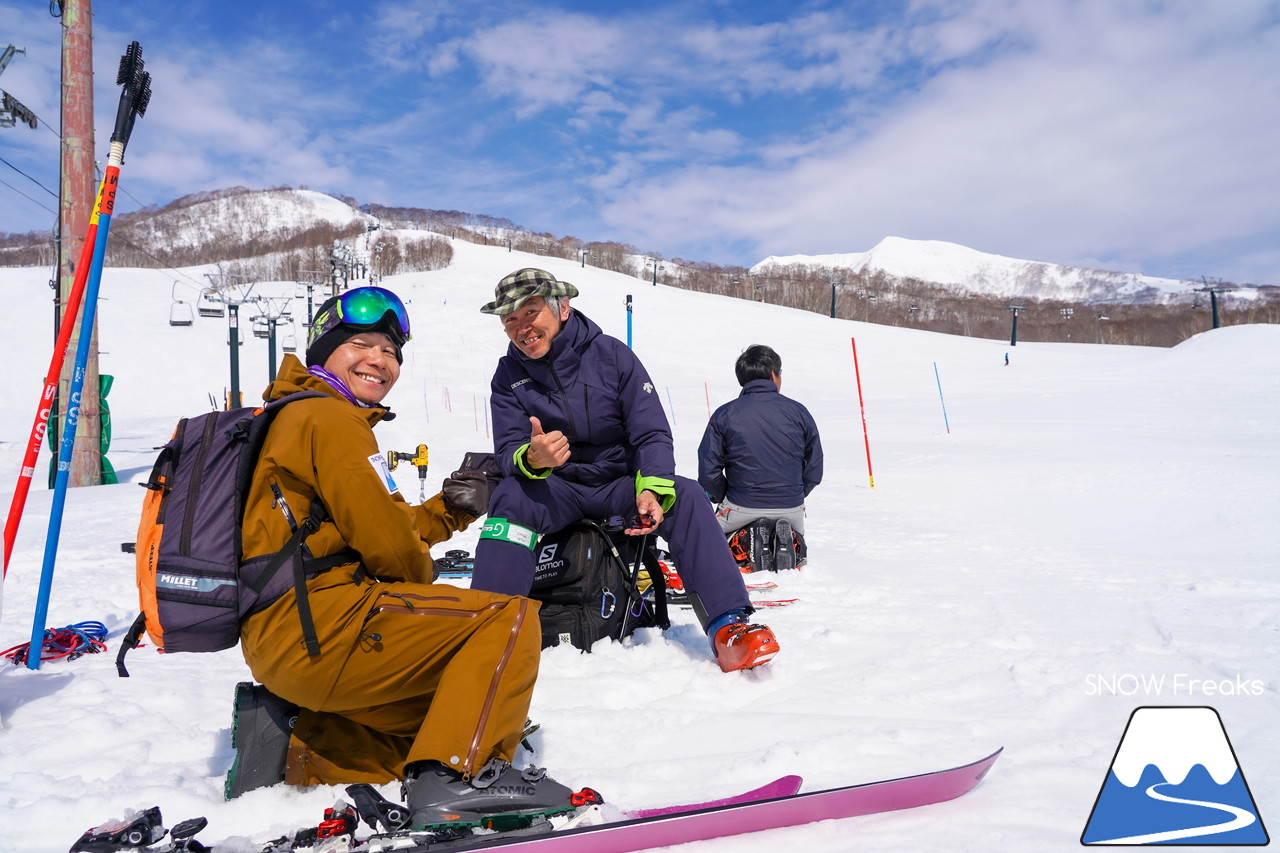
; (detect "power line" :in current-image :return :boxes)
[0,177,56,214]
[109,232,210,290]
[117,183,153,212]
[0,90,60,141]
[0,187,205,290]
[0,154,57,197]
[35,112,61,141]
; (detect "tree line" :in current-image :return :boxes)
[2,186,1275,347]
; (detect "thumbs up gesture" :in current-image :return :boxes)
[526,416,571,470]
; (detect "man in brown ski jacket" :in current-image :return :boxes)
[230,286,573,829]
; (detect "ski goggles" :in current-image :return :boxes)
[309,286,411,349]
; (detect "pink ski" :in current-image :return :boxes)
[623,775,803,818]
[80,750,1001,851]
[464,748,1002,852]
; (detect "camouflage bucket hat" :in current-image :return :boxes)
[479,268,580,316]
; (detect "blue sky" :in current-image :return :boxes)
[2,0,1279,284]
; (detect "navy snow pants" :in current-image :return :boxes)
[471,474,751,630]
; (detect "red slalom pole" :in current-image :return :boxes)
[2,180,105,577]
[850,337,875,489]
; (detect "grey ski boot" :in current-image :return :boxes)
[403,758,575,829]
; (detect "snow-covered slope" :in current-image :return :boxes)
[115,187,375,252]
[1,236,1277,852]
[754,236,1192,304]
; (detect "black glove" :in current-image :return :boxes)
[441,452,502,516]
[442,471,492,516]
[457,451,502,479]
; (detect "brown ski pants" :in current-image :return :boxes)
[244,578,541,786]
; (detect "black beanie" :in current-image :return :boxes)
[305,326,354,367]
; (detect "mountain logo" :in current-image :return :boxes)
[1081,706,1269,846]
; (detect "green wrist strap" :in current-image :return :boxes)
[514,444,552,479]
[480,517,538,550]
[636,472,677,512]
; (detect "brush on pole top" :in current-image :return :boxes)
[111,41,151,149]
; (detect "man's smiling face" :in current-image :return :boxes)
[502,295,570,360]
[323,331,401,405]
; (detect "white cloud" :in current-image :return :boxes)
[3,0,1278,285]
[592,1,1280,281]
[459,13,629,116]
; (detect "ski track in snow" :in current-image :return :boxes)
[1,238,1278,852]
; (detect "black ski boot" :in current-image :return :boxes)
[750,518,775,572]
[773,519,796,572]
[403,759,575,829]
[224,681,298,799]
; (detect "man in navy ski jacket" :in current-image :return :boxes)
[698,344,823,538]
[470,268,780,672]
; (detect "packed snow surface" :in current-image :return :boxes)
[1,236,1277,852]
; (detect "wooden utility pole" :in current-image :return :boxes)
[56,0,101,486]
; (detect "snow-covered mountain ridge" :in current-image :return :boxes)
[8,186,1249,307]
[753,236,1197,305]
[113,187,375,251]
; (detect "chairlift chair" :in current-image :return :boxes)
[197,288,225,318]
[169,300,194,327]
[252,316,271,339]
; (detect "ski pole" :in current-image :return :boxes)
[2,181,104,578]
[851,337,875,489]
[28,42,150,670]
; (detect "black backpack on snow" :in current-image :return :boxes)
[528,519,670,652]
[117,391,355,676]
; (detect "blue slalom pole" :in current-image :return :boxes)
[626,293,633,348]
[27,155,120,669]
[933,361,951,434]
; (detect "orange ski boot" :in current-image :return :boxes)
[712,620,780,672]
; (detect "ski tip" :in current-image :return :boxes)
[967,747,1004,784]
[777,774,805,795]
